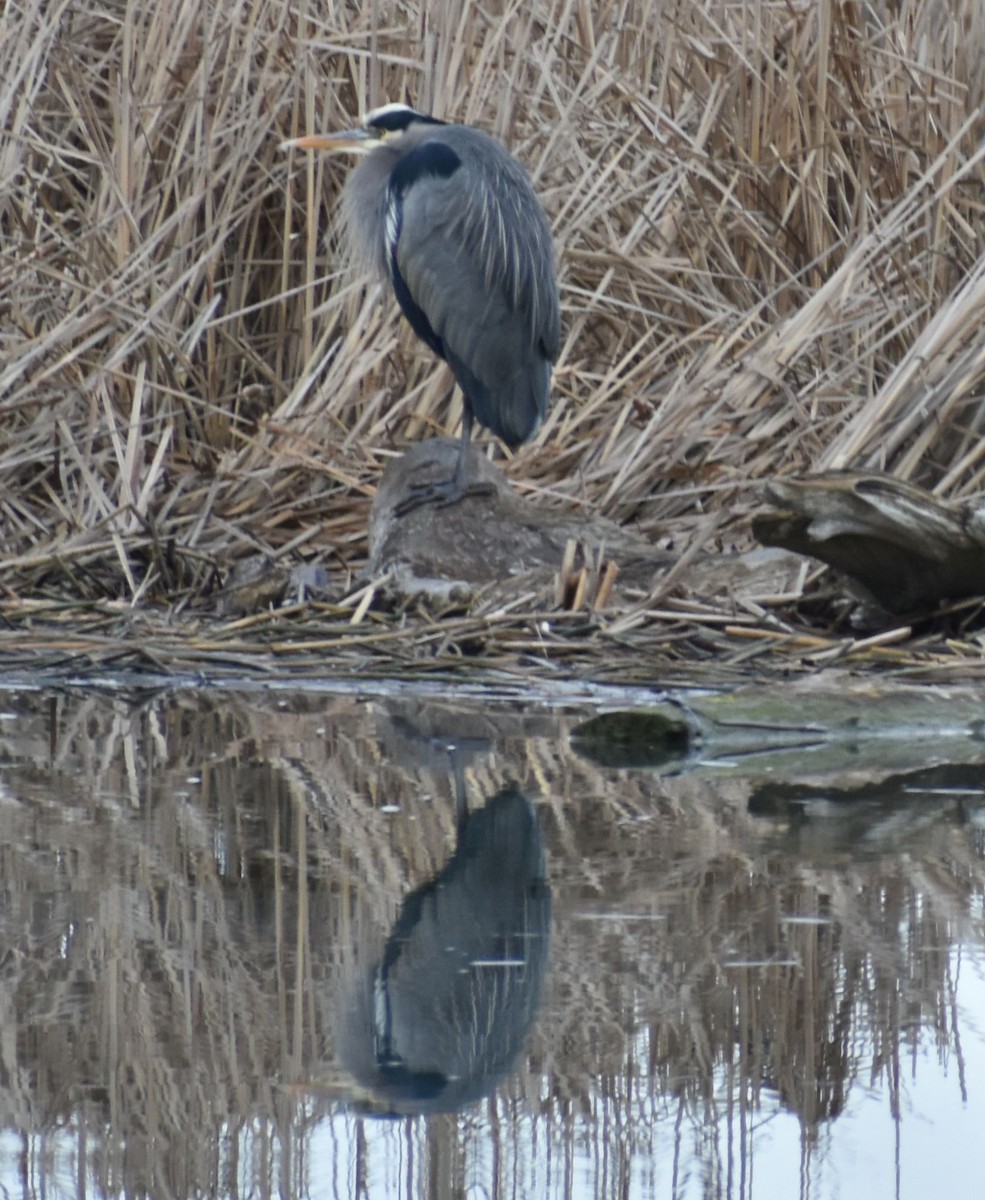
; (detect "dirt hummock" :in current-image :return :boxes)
[367,439,667,602]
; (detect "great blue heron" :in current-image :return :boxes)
[283,103,560,514]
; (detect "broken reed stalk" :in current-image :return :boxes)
[2,0,985,612]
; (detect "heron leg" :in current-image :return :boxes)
[392,408,496,517]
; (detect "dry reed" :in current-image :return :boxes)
[3,0,985,651]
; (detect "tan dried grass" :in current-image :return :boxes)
[2,0,985,606]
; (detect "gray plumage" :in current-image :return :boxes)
[339,785,551,1115]
[287,105,560,511]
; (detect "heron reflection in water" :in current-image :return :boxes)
[340,784,551,1116]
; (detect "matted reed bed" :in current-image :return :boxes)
[4,0,985,678]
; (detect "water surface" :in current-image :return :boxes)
[0,686,983,1200]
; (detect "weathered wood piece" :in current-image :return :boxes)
[753,472,985,615]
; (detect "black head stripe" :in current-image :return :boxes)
[390,141,462,197]
[367,107,447,134]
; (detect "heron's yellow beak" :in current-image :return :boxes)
[280,129,376,154]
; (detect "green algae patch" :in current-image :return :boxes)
[570,710,693,769]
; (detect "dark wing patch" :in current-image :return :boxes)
[390,141,462,194]
[385,143,464,360]
[389,250,445,359]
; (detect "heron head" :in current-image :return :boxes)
[281,103,446,155]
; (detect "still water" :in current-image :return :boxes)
[0,684,983,1200]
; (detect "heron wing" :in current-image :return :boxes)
[392,129,559,447]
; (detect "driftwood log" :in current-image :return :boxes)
[753,472,985,616]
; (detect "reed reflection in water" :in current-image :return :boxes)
[0,688,982,1199]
